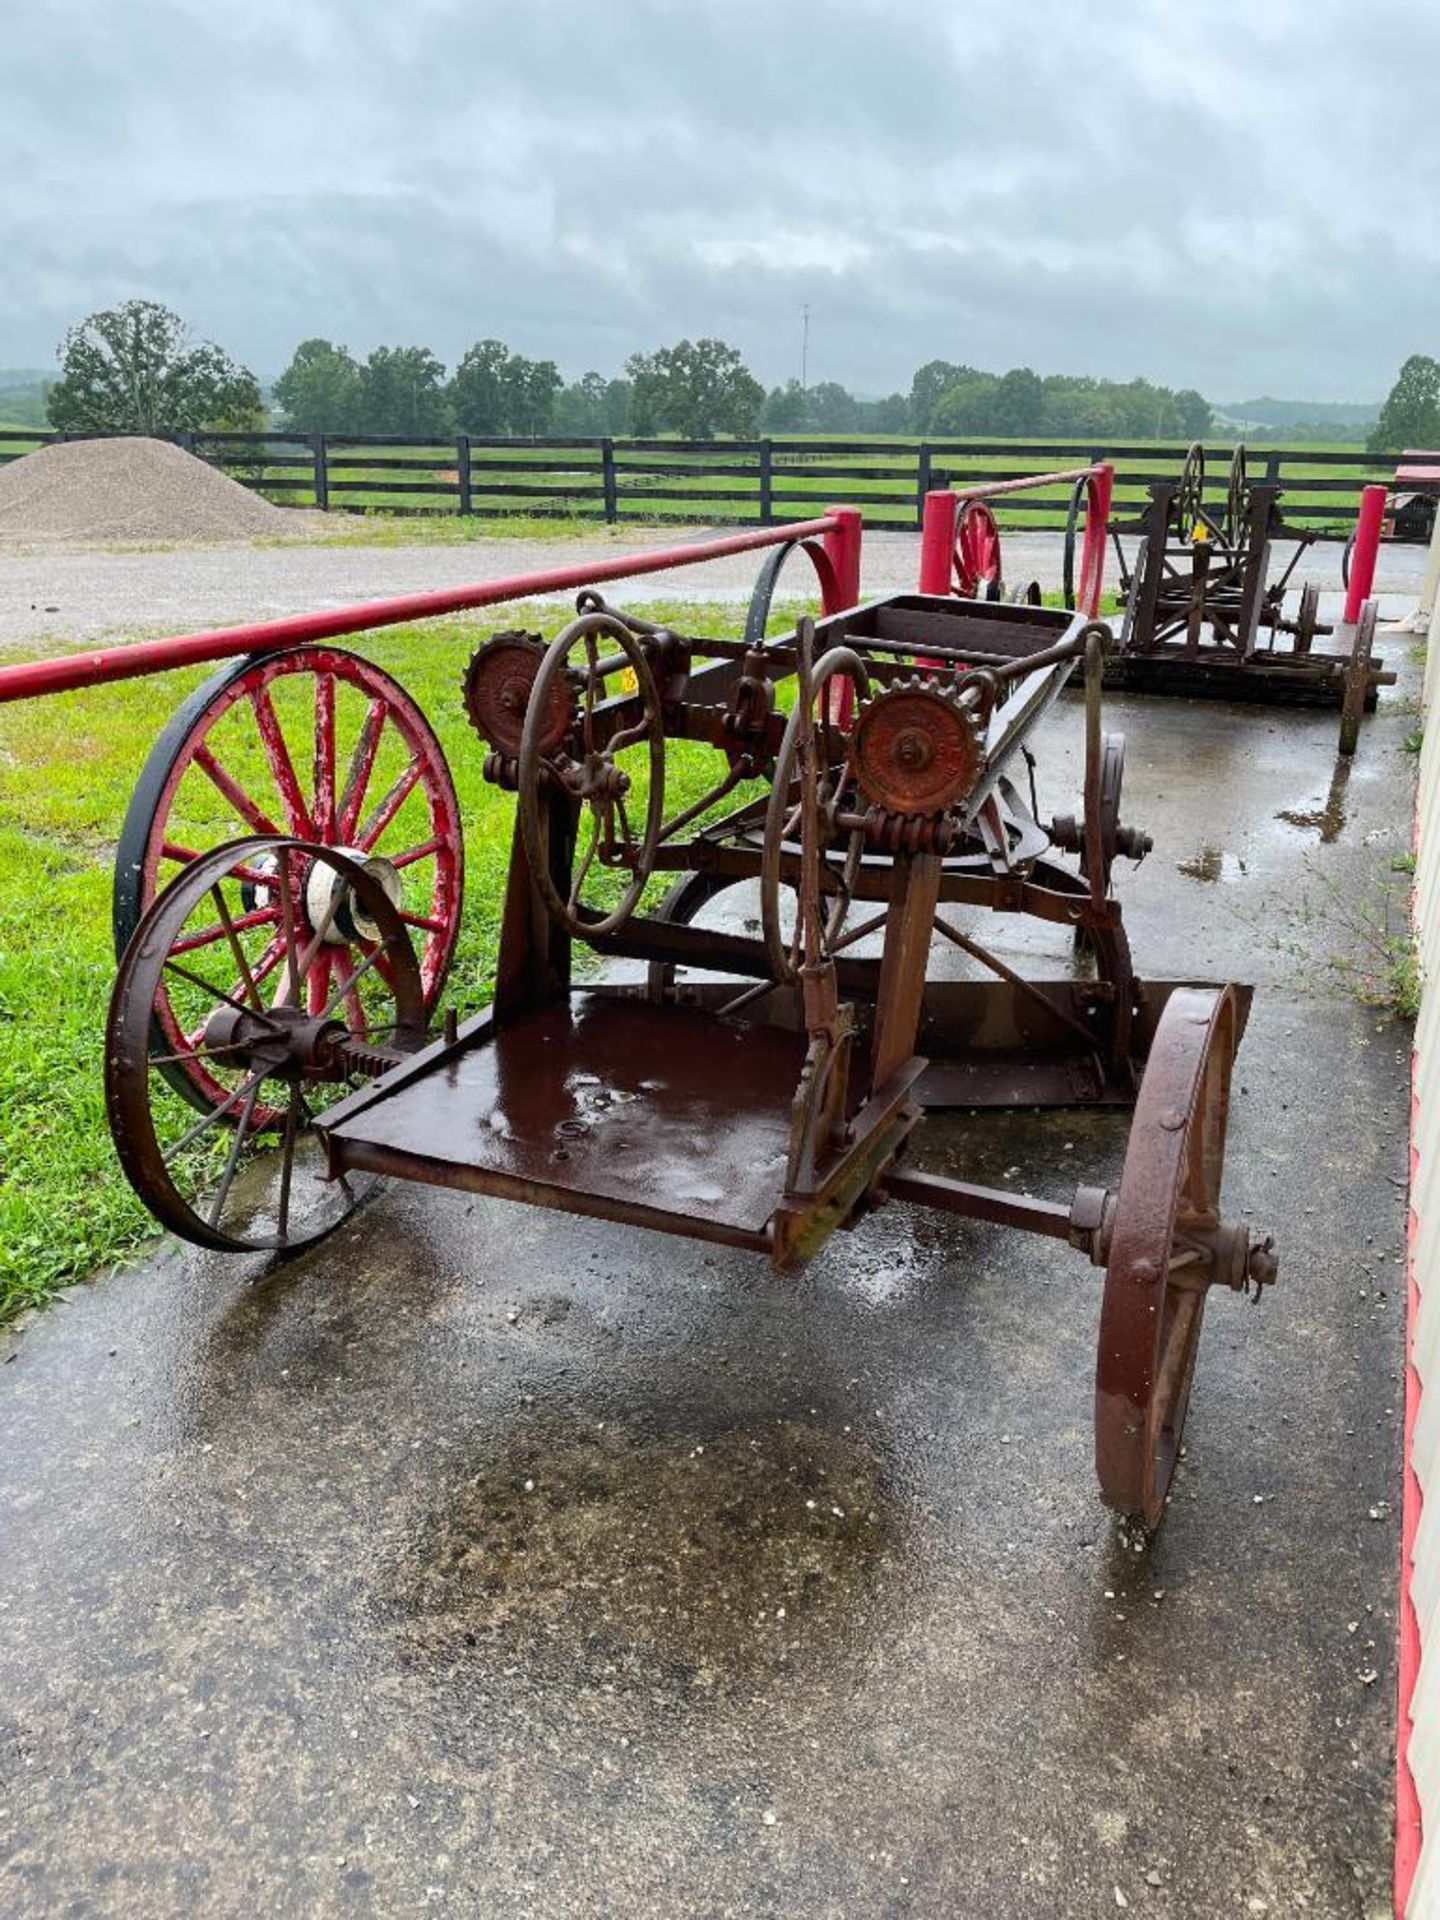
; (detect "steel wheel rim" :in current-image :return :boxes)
[107,837,427,1254]
[1095,986,1235,1527]
[760,648,870,983]
[516,612,666,939]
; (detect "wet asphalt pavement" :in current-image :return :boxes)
[0,596,1422,1917]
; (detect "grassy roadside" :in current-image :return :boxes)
[0,598,793,1325]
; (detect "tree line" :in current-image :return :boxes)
[42,300,1221,446]
[38,298,1436,452]
[268,338,1218,442]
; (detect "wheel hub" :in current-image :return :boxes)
[202,1001,352,1080]
[304,848,402,945]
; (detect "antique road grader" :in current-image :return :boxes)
[922,445,1394,754]
[64,499,1280,1533]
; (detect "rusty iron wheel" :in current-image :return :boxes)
[1174,442,1205,542]
[107,837,428,1253]
[1073,730,1127,955]
[1225,444,1250,546]
[1294,580,1321,652]
[1094,985,1238,1527]
[760,644,871,983]
[517,611,666,940]
[114,644,462,1117]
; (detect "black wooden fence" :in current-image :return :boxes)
[0,428,1407,536]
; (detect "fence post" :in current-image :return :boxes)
[311,433,329,512]
[1344,483,1387,624]
[918,489,958,593]
[759,440,773,525]
[1264,453,1281,484]
[455,435,472,516]
[916,444,934,527]
[601,438,617,523]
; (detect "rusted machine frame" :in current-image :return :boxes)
[505,591,1160,1097]
[1103,472,1395,725]
[316,591,1207,1226]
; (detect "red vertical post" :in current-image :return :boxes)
[820,506,863,725]
[918,489,958,594]
[821,505,863,614]
[1345,483,1387,624]
[1078,462,1114,617]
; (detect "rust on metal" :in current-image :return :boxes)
[105,562,1276,1531]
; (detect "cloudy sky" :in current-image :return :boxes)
[2,0,1435,401]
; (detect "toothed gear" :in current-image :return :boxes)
[851,675,984,816]
[462,631,574,759]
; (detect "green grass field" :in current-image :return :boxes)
[0,600,802,1324]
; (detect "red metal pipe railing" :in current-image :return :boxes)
[917,464,1114,617]
[0,510,863,706]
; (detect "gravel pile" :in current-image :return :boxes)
[0,435,294,543]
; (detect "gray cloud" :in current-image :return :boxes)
[1,0,1434,399]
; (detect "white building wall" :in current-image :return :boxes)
[1403,543,1440,1917]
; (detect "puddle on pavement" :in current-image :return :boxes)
[1176,845,1247,883]
[385,1417,901,1693]
[1276,755,1352,844]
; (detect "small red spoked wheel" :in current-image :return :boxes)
[1095,986,1238,1528]
[115,645,462,1115]
[954,501,1003,600]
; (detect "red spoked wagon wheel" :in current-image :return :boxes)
[1094,985,1239,1528]
[114,645,463,1115]
[107,838,429,1254]
[954,500,1003,600]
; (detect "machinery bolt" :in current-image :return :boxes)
[1247,1232,1279,1291]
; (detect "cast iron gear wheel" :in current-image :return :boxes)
[850,675,984,817]
[461,630,575,759]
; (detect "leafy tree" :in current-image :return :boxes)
[1039,376,1117,437]
[359,346,450,436]
[47,300,261,436]
[989,366,1044,435]
[553,371,609,435]
[624,339,763,440]
[603,378,632,434]
[909,360,977,434]
[1173,388,1213,438]
[930,375,999,436]
[503,356,562,435]
[760,380,808,433]
[273,338,362,433]
[1369,355,1440,453]
[450,340,511,434]
[860,392,909,434]
[451,341,561,435]
[805,382,863,433]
